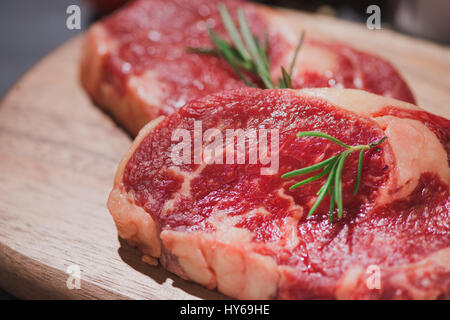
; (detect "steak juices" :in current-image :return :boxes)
[80,0,450,299]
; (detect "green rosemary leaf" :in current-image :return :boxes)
[334,152,350,219]
[281,66,293,89]
[316,177,327,196]
[283,131,388,222]
[189,3,306,90]
[353,149,364,195]
[369,136,387,148]
[329,185,335,223]
[281,155,339,178]
[289,30,305,77]
[254,35,270,71]
[288,164,332,190]
[307,183,328,217]
[207,28,251,70]
[218,3,251,62]
[297,131,351,149]
[226,63,256,87]
[207,28,234,58]
[278,77,286,89]
[186,47,219,55]
[237,8,273,88]
[308,161,337,217]
[208,27,256,87]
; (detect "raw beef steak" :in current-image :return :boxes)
[107,88,449,299]
[81,0,416,135]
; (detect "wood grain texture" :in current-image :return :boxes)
[0,36,225,300]
[0,9,449,300]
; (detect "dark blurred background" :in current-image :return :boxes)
[1,0,449,99]
[0,0,448,299]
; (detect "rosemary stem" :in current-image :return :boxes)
[188,3,303,89]
[283,133,387,222]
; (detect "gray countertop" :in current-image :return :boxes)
[0,0,91,97]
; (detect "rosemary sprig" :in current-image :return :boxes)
[188,3,305,89]
[282,132,387,222]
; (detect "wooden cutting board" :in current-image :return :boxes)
[0,8,449,300]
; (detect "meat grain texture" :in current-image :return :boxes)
[108,88,450,299]
[80,0,416,135]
